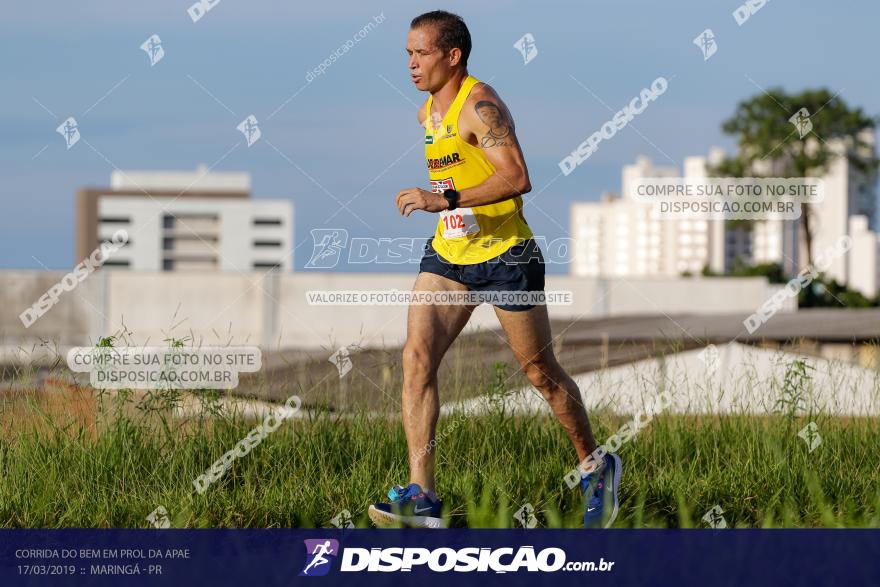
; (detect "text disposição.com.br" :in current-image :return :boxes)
[339,546,615,574]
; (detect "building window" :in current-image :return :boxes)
[98,237,130,246]
[253,261,281,270]
[99,216,130,224]
[253,240,282,247]
[253,218,283,226]
[102,260,131,268]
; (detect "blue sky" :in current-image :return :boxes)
[1,0,877,272]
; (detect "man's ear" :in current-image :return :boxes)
[447,47,462,67]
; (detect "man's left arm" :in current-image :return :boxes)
[454,88,531,207]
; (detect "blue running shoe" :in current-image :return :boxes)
[581,453,622,528]
[368,483,445,528]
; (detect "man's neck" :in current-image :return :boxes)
[431,70,469,117]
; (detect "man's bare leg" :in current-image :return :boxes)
[402,272,476,491]
[493,304,598,465]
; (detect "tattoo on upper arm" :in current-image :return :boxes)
[474,100,515,148]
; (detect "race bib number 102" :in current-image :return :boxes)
[440,208,479,238]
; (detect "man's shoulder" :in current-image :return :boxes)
[417,98,429,126]
[460,81,511,134]
[465,81,501,108]
[462,82,510,124]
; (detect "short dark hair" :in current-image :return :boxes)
[410,10,471,68]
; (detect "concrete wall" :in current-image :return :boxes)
[0,270,105,347]
[104,271,270,346]
[1,270,792,351]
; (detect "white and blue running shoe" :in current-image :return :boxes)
[368,483,445,528]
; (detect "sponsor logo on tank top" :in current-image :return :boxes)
[440,124,457,139]
[427,152,464,171]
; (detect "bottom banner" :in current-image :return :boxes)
[1,529,877,586]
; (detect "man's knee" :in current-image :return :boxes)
[402,344,438,387]
[523,359,560,393]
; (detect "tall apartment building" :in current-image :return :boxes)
[806,134,877,287]
[571,155,723,277]
[849,215,880,297]
[571,140,879,297]
[742,132,878,292]
[75,166,293,271]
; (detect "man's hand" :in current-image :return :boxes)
[396,188,448,216]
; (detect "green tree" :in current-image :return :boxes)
[799,277,877,308]
[701,261,786,284]
[711,88,878,268]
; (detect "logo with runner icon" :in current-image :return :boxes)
[299,538,339,577]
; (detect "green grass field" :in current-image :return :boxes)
[2,385,879,529]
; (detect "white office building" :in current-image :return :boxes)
[76,166,293,272]
[572,155,722,277]
[572,139,879,296]
[849,215,880,298]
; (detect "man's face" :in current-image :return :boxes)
[406,26,449,92]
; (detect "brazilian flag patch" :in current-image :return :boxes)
[425,135,433,144]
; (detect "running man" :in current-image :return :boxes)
[368,10,621,529]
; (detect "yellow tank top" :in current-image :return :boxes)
[424,75,533,265]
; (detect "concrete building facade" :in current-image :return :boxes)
[76,166,293,272]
